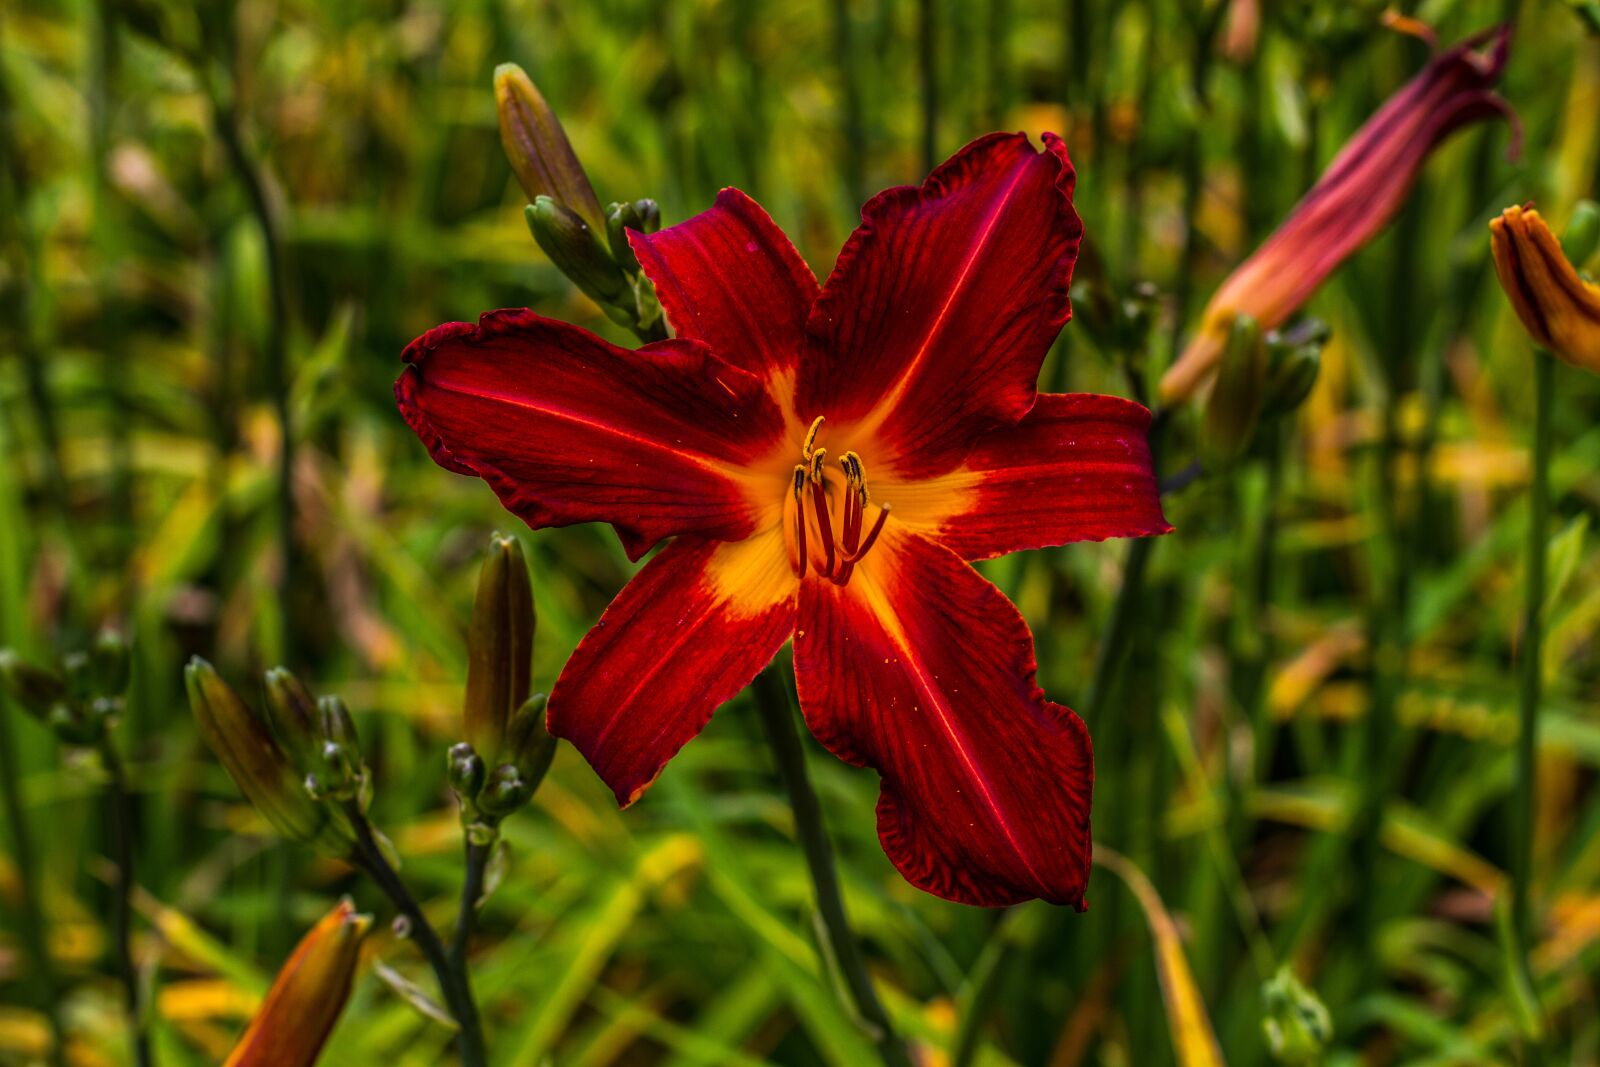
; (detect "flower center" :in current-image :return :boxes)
[787,416,891,586]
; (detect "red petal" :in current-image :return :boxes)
[793,529,1092,907]
[630,188,819,378]
[893,393,1172,560]
[396,309,785,560]
[799,132,1082,476]
[548,532,796,806]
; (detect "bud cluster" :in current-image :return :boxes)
[450,535,556,839]
[496,62,665,340]
[185,659,364,853]
[0,630,132,747]
[1200,313,1326,471]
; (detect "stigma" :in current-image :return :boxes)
[788,417,891,585]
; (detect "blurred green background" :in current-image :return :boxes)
[2,0,1599,1063]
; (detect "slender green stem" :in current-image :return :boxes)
[1084,534,1154,719]
[751,666,912,1067]
[207,84,298,666]
[100,741,152,1067]
[345,804,487,1067]
[950,907,1034,1067]
[451,836,492,972]
[831,0,865,207]
[916,0,937,174]
[0,704,67,1067]
[1514,349,1553,968]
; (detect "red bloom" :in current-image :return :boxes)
[397,133,1170,907]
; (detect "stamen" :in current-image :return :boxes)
[790,465,809,579]
[801,416,825,461]
[843,503,890,563]
[810,476,836,577]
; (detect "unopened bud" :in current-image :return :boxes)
[91,630,132,696]
[1201,313,1268,469]
[263,667,320,769]
[61,651,94,703]
[1260,340,1324,419]
[606,201,644,274]
[494,62,605,232]
[477,763,533,819]
[505,692,556,794]
[527,197,629,306]
[447,741,487,801]
[1261,966,1332,1065]
[464,534,535,761]
[0,650,68,719]
[224,899,371,1067]
[186,658,348,851]
[1562,200,1600,270]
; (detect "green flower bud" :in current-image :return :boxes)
[0,650,68,720]
[1562,199,1600,271]
[505,692,556,795]
[1201,313,1268,470]
[315,695,365,803]
[1261,966,1332,1065]
[464,534,535,761]
[606,201,645,274]
[263,667,320,769]
[1263,346,1321,419]
[448,742,487,801]
[61,651,94,704]
[495,62,605,231]
[526,197,629,306]
[634,199,661,235]
[186,658,349,851]
[477,763,532,819]
[91,630,132,696]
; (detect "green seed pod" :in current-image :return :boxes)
[464,534,536,762]
[263,667,321,770]
[494,62,605,232]
[91,630,132,696]
[186,657,348,851]
[1201,313,1268,470]
[1561,200,1600,271]
[0,650,68,720]
[526,197,629,306]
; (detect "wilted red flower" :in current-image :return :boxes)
[1161,25,1515,402]
[225,900,370,1067]
[397,133,1169,907]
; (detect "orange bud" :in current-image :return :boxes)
[224,900,371,1067]
[1490,205,1600,373]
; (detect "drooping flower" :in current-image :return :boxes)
[397,133,1169,907]
[1161,25,1515,403]
[1490,204,1600,373]
[224,900,370,1067]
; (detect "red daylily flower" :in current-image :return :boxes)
[397,133,1170,907]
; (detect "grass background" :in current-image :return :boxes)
[2,0,1599,1063]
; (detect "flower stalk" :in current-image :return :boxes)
[343,799,488,1067]
[751,665,911,1067]
[1513,346,1553,988]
